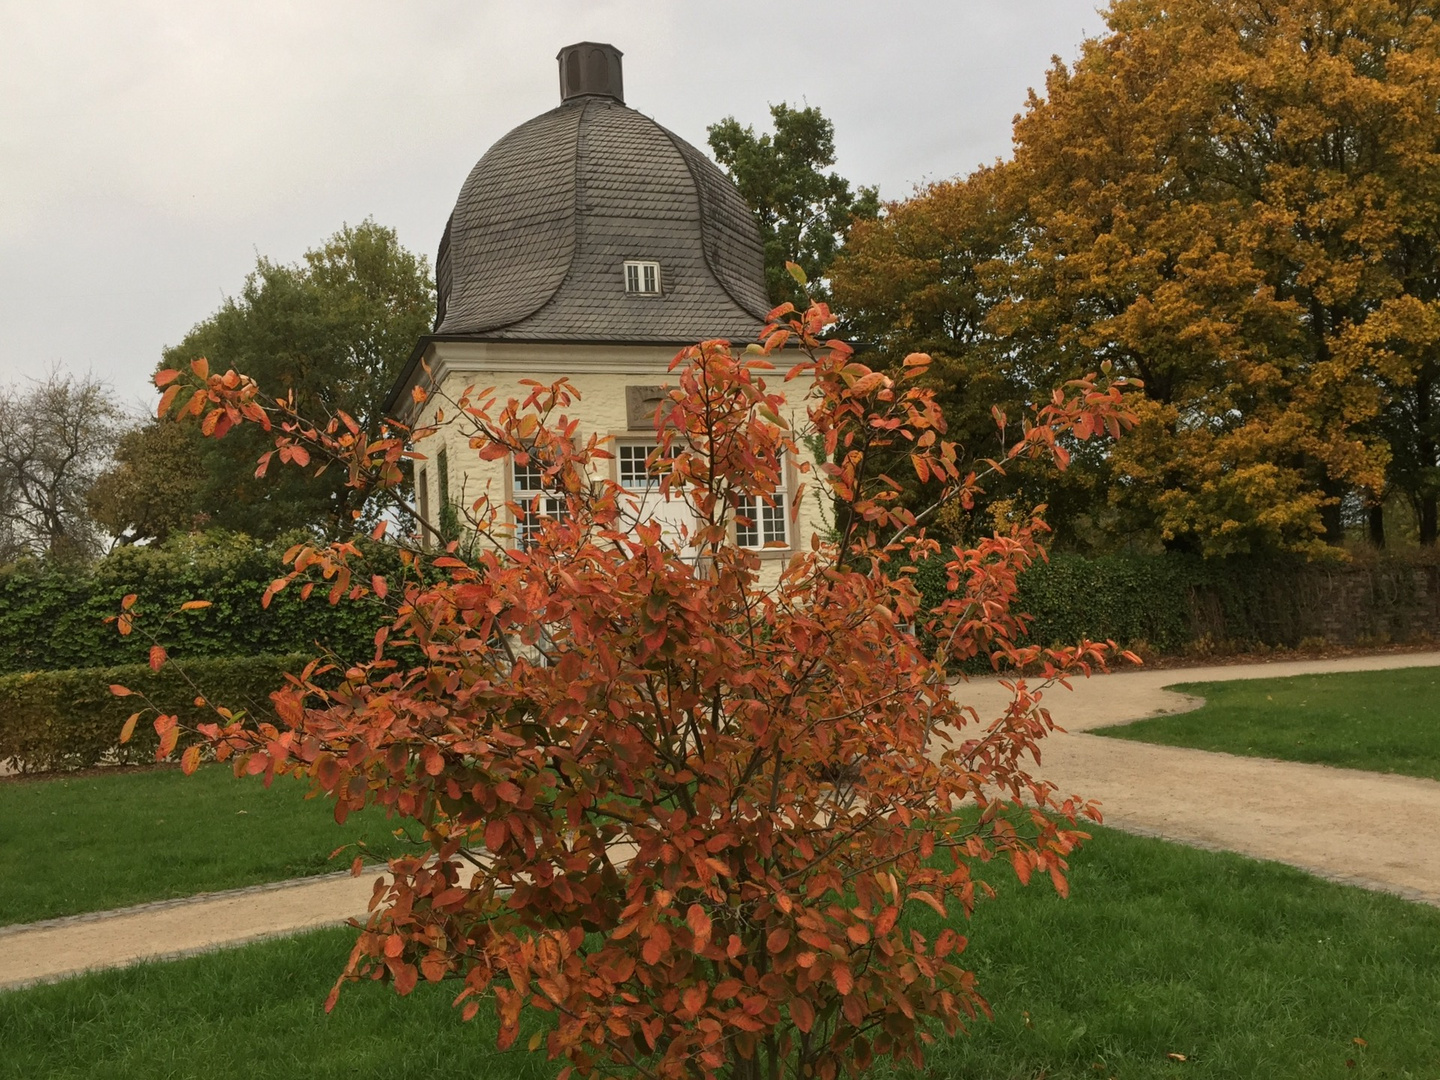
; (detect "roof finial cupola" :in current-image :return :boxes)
[557,42,624,104]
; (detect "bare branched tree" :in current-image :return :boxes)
[0,369,126,563]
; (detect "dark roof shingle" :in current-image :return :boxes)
[434,96,770,344]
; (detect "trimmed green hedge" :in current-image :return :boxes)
[912,549,1440,655]
[0,653,306,773]
[0,533,398,675]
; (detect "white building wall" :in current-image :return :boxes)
[409,340,829,589]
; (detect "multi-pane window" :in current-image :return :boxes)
[618,441,692,551]
[734,491,789,548]
[623,260,660,294]
[512,457,566,548]
[618,441,671,489]
[735,454,789,549]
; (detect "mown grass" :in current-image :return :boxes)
[0,765,413,926]
[1094,666,1440,780]
[3,823,1437,1079]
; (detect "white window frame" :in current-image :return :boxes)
[617,440,674,490]
[616,439,696,554]
[511,456,567,549]
[623,260,661,295]
[734,491,789,549]
[734,454,790,550]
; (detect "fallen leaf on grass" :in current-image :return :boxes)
[1167,1052,1187,1062]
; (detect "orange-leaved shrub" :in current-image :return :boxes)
[116,296,1138,1080]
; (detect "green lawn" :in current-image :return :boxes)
[0,765,413,926]
[1095,666,1440,780]
[3,824,1437,1079]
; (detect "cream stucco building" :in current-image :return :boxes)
[384,43,826,577]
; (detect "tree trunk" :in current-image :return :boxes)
[1418,365,1436,546]
[1368,504,1386,548]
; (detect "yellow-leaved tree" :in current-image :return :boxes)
[836,0,1440,554]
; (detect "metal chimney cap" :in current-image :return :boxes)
[557,41,624,104]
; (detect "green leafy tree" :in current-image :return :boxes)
[116,220,434,542]
[708,104,879,308]
[87,420,205,545]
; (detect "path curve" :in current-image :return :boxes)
[4,651,1439,991]
[951,650,1440,904]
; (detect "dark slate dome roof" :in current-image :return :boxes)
[433,44,770,343]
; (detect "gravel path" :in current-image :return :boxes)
[0,868,388,991]
[952,650,1440,904]
[3,650,1438,991]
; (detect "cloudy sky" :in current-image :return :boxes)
[0,1,1104,409]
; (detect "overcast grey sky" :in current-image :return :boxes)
[0,1,1103,408]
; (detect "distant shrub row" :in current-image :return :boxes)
[2,534,1437,683]
[909,549,1440,657]
[0,653,306,774]
[0,532,401,675]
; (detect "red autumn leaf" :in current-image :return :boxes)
[119,711,142,744]
[686,904,712,947]
[315,754,341,790]
[790,997,816,1034]
[149,645,167,672]
[906,890,947,917]
[180,600,212,611]
[681,984,707,1015]
[484,819,507,853]
[393,962,418,996]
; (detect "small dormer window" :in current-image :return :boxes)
[624,260,661,294]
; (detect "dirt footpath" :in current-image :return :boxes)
[951,651,1440,904]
